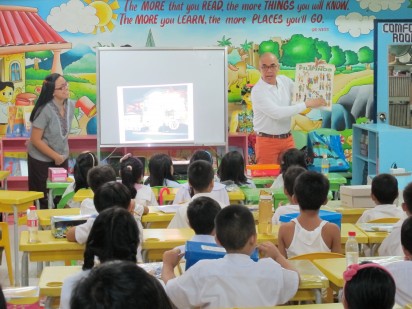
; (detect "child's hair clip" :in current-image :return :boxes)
[343,263,393,282]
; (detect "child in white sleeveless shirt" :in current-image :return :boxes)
[278,171,341,258]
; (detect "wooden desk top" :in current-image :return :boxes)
[0,170,10,181]
[312,256,403,289]
[142,206,175,224]
[39,266,82,297]
[228,190,245,202]
[356,223,392,243]
[19,230,84,252]
[142,223,369,250]
[72,188,93,202]
[0,190,43,206]
[340,223,369,244]
[160,188,245,204]
[289,259,329,290]
[37,208,80,226]
[142,228,276,250]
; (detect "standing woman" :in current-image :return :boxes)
[28,73,75,209]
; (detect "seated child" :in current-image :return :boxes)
[386,216,412,306]
[162,205,299,308]
[61,151,98,208]
[144,153,181,188]
[272,165,306,225]
[70,260,173,309]
[79,165,117,215]
[120,153,155,210]
[357,173,406,223]
[278,171,341,258]
[379,181,412,256]
[168,160,227,229]
[270,148,307,190]
[61,207,140,309]
[173,150,229,205]
[217,150,255,188]
[175,196,221,254]
[66,181,132,244]
[343,262,395,309]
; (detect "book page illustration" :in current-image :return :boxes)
[292,62,335,111]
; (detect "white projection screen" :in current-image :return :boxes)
[97,47,227,148]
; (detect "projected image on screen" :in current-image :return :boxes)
[118,83,194,143]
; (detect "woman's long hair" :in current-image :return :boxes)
[30,73,62,122]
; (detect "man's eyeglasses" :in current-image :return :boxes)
[55,82,69,91]
[260,64,278,72]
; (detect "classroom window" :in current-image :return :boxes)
[10,62,21,82]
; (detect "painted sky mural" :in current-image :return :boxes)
[1,0,412,138]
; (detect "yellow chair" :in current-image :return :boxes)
[0,222,13,286]
[367,217,400,223]
[289,252,345,303]
[289,252,345,261]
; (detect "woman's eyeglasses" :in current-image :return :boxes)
[55,82,69,91]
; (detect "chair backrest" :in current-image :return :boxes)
[57,191,75,209]
[289,252,345,260]
[367,217,400,223]
[291,130,308,150]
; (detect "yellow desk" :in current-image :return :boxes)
[142,206,175,228]
[142,205,258,229]
[37,208,80,227]
[228,190,245,204]
[159,188,245,205]
[0,170,10,190]
[39,265,82,297]
[19,230,84,286]
[142,228,276,262]
[72,188,93,202]
[340,223,368,244]
[312,256,403,291]
[0,190,44,286]
[158,187,179,204]
[356,223,392,255]
[323,200,368,224]
[289,259,329,304]
[36,207,173,229]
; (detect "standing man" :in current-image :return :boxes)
[251,52,326,164]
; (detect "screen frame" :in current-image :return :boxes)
[96,47,228,149]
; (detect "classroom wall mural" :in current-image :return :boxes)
[0,0,411,142]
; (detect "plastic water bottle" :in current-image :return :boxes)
[321,154,329,176]
[345,231,359,267]
[27,205,39,243]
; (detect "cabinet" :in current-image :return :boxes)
[0,136,97,190]
[0,133,248,190]
[352,123,412,185]
[388,66,412,127]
